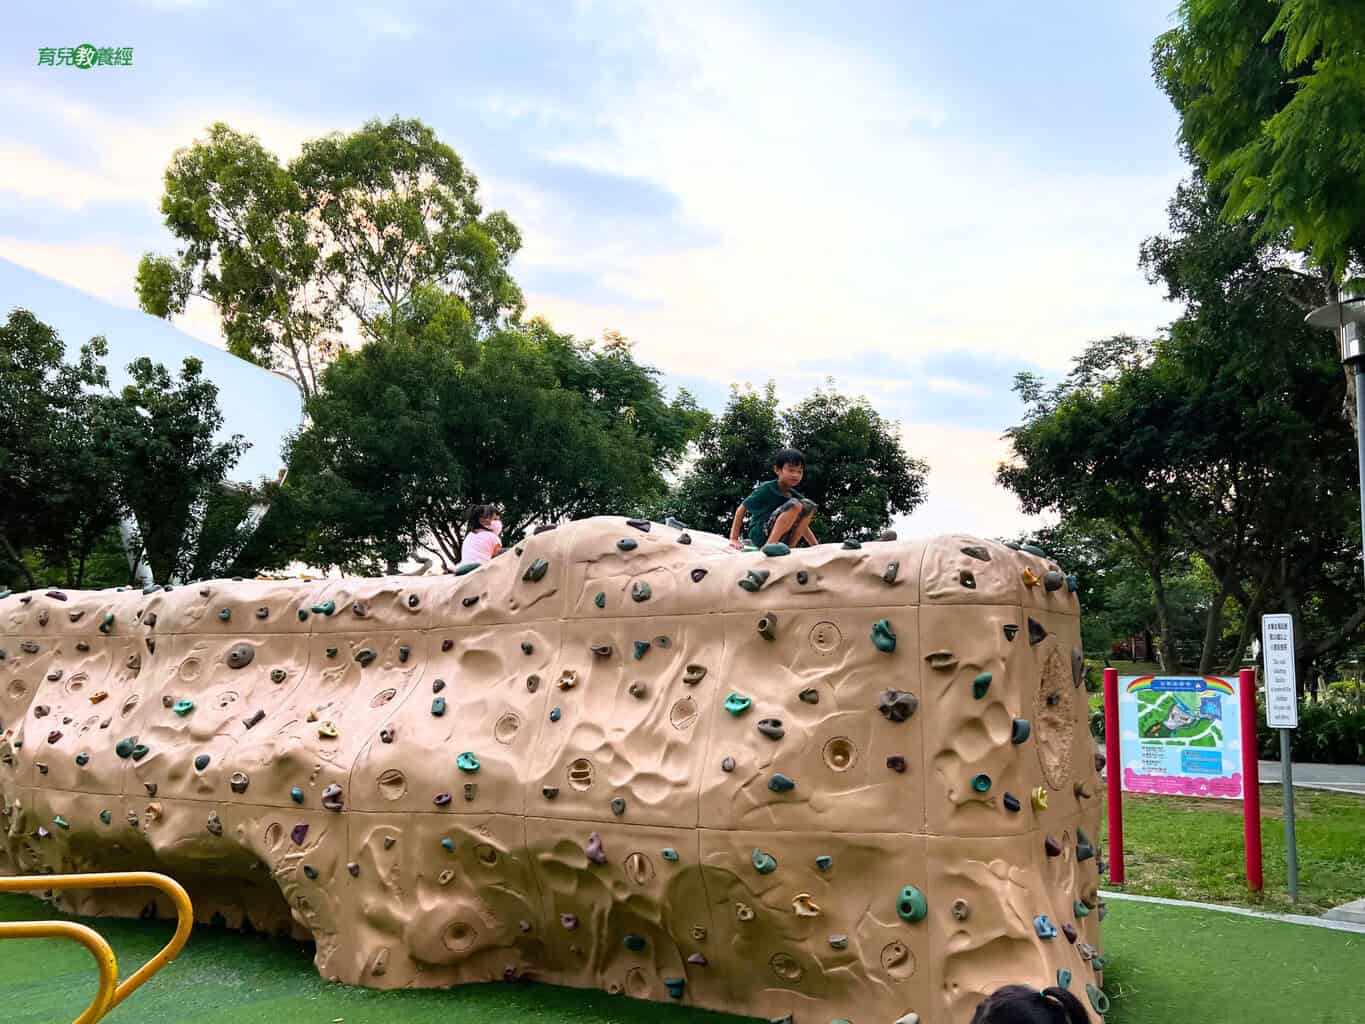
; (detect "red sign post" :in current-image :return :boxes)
[1102,667,1124,885]
[1239,667,1263,891]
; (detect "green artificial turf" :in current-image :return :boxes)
[1107,786,1365,914]
[1,892,1362,1023]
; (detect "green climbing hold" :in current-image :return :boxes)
[99,612,114,634]
[633,639,651,660]
[594,591,605,608]
[1020,543,1047,558]
[737,568,770,592]
[99,810,112,825]
[290,786,304,803]
[303,865,319,880]
[432,697,447,716]
[1085,985,1109,1015]
[454,561,481,575]
[623,934,646,952]
[631,581,651,602]
[456,752,480,773]
[311,600,336,615]
[661,847,679,862]
[724,692,753,715]
[1092,955,1107,972]
[1057,968,1072,990]
[115,737,136,759]
[53,816,68,829]
[815,855,833,871]
[172,699,194,716]
[1011,718,1032,744]
[751,848,778,874]
[218,608,231,621]
[441,837,455,852]
[1074,899,1091,918]
[896,884,928,922]
[663,977,685,1000]
[130,744,149,761]
[522,558,549,582]
[762,542,790,556]
[871,619,897,653]
[972,672,992,699]
[971,773,992,793]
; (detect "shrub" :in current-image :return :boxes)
[1256,695,1365,766]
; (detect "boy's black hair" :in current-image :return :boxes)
[466,503,499,533]
[970,985,1090,1024]
[772,447,805,469]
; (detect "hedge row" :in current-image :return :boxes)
[1257,697,1365,766]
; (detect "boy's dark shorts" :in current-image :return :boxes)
[762,497,817,545]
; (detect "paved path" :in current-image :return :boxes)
[1257,760,1365,795]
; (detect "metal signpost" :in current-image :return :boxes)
[1261,613,1299,901]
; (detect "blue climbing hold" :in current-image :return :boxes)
[456,752,480,773]
[290,787,304,803]
[751,848,778,874]
[768,772,796,793]
[1034,914,1057,939]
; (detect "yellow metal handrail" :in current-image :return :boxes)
[0,871,193,1023]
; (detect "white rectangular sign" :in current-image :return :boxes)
[1261,613,1298,729]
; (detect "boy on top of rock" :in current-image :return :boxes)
[728,447,819,550]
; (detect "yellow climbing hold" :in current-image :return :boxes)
[1031,785,1048,812]
[1021,566,1041,587]
[792,892,821,917]
[318,720,339,739]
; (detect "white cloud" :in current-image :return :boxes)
[0,237,140,305]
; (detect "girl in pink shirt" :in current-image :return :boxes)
[459,505,503,565]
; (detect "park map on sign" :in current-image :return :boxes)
[1136,689,1223,747]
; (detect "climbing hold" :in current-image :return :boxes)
[1027,617,1047,645]
[441,837,455,852]
[464,782,478,801]
[99,810,112,825]
[172,699,195,716]
[1093,954,1108,971]
[1074,899,1091,918]
[756,612,779,641]
[311,600,336,616]
[131,744,149,761]
[1044,836,1062,857]
[432,678,446,693]
[972,672,992,699]
[225,643,254,669]
[270,668,287,684]
[243,709,265,729]
[842,538,862,549]
[896,885,928,923]
[355,647,377,666]
[1085,985,1110,1015]
[347,862,360,877]
[971,773,992,793]
[751,849,778,874]
[1075,781,1094,800]
[951,898,970,921]
[99,612,115,633]
[1043,569,1065,592]
[398,644,410,663]
[829,934,849,950]
[321,783,344,810]
[194,754,210,771]
[724,693,752,715]
[871,619,897,652]
[1020,543,1047,558]
[1076,829,1095,862]
[302,865,319,880]
[796,688,820,706]
[1021,566,1041,587]
[633,640,651,660]
[1003,623,1019,642]
[522,558,549,582]
[678,532,692,544]
[454,752,480,774]
[593,591,605,608]
[721,756,736,772]
[549,707,561,722]
[959,568,977,589]
[75,751,89,766]
[454,561,480,576]
[527,673,542,692]
[590,643,613,657]
[586,832,607,865]
[291,823,310,845]
[325,646,337,658]
[1067,573,1080,593]
[882,560,900,583]
[792,893,821,917]
[379,725,395,743]
[1031,786,1049,811]
[298,609,309,622]
[290,787,305,803]
[229,771,249,794]
[433,792,452,806]
[617,537,639,552]
[961,543,991,561]
[690,568,708,583]
[442,638,454,652]
[561,913,579,930]
[762,542,790,556]
[757,718,784,740]
[90,691,106,704]
[1057,968,1072,990]
[1034,915,1057,939]
[661,847,680,862]
[623,934,646,952]
[663,977,685,1000]
[879,689,918,722]
[431,697,447,716]
[1011,718,1032,744]
[628,681,648,699]
[768,773,796,793]
[686,953,707,966]
[542,786,559,799]
[738,569,770,592]
[927,651,958,670]
[887,755,907,773]
[318,720,338,739]
[683,664,707,685]
[631,581,651,602]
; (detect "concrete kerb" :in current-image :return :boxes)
[1101,890,1365,935]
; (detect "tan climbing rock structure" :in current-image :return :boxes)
[0,519,1106,1022]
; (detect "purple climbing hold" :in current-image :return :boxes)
[290,823,309,845]
[561,913,579,930]
[321,784,344,811]
[586,831,607,864]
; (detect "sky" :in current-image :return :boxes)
[0,1,1189,540]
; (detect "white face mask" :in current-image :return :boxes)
[487,518,503,535]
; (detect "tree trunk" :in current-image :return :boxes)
[1223,582,1265,674]
[1151,564,1175,672]
[1197,582,1231,675]
[0,533,36,590]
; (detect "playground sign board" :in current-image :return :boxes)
[1118,675,1244,799]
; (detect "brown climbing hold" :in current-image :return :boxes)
[1044,836,1062,857]
[46,668,62,682]
[721,757,736,773]
[682,664,707,685]
[1028,618,1047,645]
[380,726,395,743]
[526,674,541,692]
[432,679,446,693]
[243,709,265,729]
[229,772,249,794]
[628,681,648,699]
[951,898,970,921]
[590,643,612,658]
[757,718,785,740]
[206,812,223,836]
[442,638,454,652]
[225,644,254,669]
[1062,923,1078,943]
[558,670,578,690]
[959,569,977,589]
[348,863,360,877]
[961,544,991,561]
[561,913,579,930]
[887,755,907,773]
[757,612,778,640]
[1044,569,1065,592]
[690,568,708,583]
[878,690,919,722]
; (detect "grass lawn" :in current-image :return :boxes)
[1105,785,1365,915]
[1,892,1362,1023]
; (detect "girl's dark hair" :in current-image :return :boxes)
[466,504,498,533]
[772,447,804,469]
[970,985,1090,1024]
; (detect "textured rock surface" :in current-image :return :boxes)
[0,518,1104,1022]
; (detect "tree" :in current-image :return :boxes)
[137,117,524,399]
[271,303,706,574]
[94,357,249,584]
[0,310,121,590]
[668,381,928,541]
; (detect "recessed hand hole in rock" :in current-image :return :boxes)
[475,844,498,866]
[809,620,842,654]
[769,952,803,982]
[8,680,27,700]
[177,657,202,682]
[494,713,520,744]
[624,851,654,885]
[120,694,139,717]
[264,822,283,850]
[370,688,397,708]
[378,769,407,800]
[823,737,857,772]
[442,920,478,953]
[568,758,594,790]
[880,941,916,981]
[669,697,698,730]
[214,690,239,710]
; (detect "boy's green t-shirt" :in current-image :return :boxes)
[742,479,803,546]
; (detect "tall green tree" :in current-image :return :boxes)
[94,357,249,584]
[271,301,706,574]
[669,381,927,541]
[137,117,523,399]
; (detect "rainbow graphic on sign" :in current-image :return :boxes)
[1118,675,1244,800]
